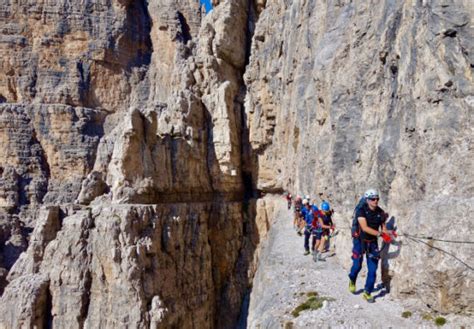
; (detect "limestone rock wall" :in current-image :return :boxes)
[0,0,259,328]
[1,203,249,328]
[0,104,105,206]
[0,0,150,109]
[245,0,473,314]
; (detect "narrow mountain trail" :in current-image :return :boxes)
[245,202,469,329]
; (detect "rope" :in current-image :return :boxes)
[402,234,474,272]
[330,226,473,271]
[335,227,474,244]
[401,233,474,244]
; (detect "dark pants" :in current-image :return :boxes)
[304,227,312,252]
[348,238,380,294]
[311,230,322,250]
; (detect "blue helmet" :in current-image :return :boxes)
[321,201,330,212]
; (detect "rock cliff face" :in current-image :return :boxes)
[245,0,473,315]
[0,0,472,328]
[0,1,260,328]
[1,203,252,328]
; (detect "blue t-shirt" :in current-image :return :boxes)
[301,206,314,226]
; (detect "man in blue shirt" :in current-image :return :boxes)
[301,200,318,255]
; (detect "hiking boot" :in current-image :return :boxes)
[317,253,326,262]
[304,250,310,256]
[312,251,318,262]
[362,291,375,303]
[349,280,356,294]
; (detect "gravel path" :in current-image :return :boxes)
[245,203,471,329]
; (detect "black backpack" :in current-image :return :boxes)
[351,197,366,238]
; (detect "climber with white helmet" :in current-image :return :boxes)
[348,189,391,303]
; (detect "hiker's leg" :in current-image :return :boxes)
[318,234,327,253]
[325,235,330,251]
[365,242,380,293]
[304,228,311,252]
[314,230,322,251]
[349,238,363,282]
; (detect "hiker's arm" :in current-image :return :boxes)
[358,217,380,236]
[381,222,389,234]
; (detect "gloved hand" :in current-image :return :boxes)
[381,232,392,243]
[391,230,398,238]
[331,225,336,230]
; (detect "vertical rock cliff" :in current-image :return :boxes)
[244,0,473,315]
[0,1,261,328]
[0,0,472,328]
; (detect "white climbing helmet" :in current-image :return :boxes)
[302,199,309,205]
[364,189,379,199]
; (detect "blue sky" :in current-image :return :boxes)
[200,0,213,13]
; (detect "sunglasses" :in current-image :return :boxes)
[368,198,379,201]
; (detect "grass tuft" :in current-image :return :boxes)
[422,313,433,321]
[434,317,447,326]
[402,311,412,318]
[291,295,335,317]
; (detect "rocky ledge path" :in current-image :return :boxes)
[243,202,471,329]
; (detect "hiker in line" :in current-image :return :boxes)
[313,201,334,261]
[308,201,321,258]
[294,195,303,212]
[293,195,303,231]
[348,189,392,303]
[311,209,323,261]
[286,192,292,210]
[305,194,311,204]
[320,201,335,252]
[301,199,315,255]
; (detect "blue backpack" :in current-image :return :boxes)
[351,197,366,238]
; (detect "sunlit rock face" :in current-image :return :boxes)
[0,0,472,327]
[0,0,258,328]
[244,0,473,314]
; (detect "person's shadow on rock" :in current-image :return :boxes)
[380,216,403,295]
